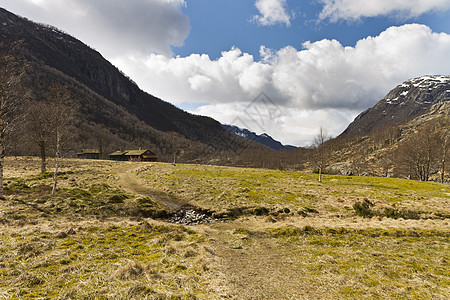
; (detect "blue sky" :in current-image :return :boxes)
[2,0,450,145]
[176,0,450,60]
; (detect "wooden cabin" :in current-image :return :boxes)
[125,150,158,162]
[109,150,128,161]
[109,150,157,162]
[77,149,100,159]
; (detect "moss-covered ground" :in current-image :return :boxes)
[0,157,448,299]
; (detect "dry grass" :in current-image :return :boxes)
[0,158,449,299]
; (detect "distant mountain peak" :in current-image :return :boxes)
[342,75,450,136]
[222,124,296,151]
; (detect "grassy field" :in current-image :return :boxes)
[0,157,449,299]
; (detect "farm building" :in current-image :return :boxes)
[77,149,100,159]
[109,150,157,162]
[109,150,128,161]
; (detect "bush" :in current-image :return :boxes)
[383,207,420,220]
[353,199,374,218]
[353,199,421,220]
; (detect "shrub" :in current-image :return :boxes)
[353,199,421,220]
[253,206,269,216]
[383,207,420,220]
[353,199,374,218]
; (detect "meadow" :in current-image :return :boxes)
[0,157,448,299]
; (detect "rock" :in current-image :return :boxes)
[168,209,216,225]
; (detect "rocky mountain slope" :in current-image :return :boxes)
[222,124,296,150]
[0,7,263,161]
[331,76,449,179]
[343,75,450,136]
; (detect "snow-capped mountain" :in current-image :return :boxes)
[222,124,296,150]
[343,75,450,136]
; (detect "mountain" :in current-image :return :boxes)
[342,75,450,136]
[222,124,296,151]
[0,8,263,161]
[330,75,449,179]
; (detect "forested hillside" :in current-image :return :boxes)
[0,7,265,162]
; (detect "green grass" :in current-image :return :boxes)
[0,158,449,299]
[137,163,450,217]
[0,223,208,299]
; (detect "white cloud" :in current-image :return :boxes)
[2,0,189,57]
[114,24,450,145]
[253,0,292,27]
[3,1,450,145]
[193,104,356,146]
[113,48,275,106]
[319,0,450,22]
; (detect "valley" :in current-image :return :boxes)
[0,6,449,299]
[0,158,448,299]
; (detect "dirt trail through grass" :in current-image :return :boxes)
[1,159,448,299]
[112,164,303,298]
[114,164,187,213]
[111,163,450,299]
[205,225,312,299]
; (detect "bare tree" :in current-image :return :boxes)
[378,153,395,177]
[0,41,26,199]
[438,120,449,183]
[396,125,440,181]
[47,83,76,194]
[311,127,331,182]
[92,124,112,159]
[171,132,185,166]
[441,134,448,183]
[25,101,55,172]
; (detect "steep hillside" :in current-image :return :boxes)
[329,84,449,180]
[0,8,262,160]
[343,75,450,136]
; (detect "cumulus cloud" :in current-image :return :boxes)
[194,103,355,146]
[319,0,450,22]
[113,24,450,145]
[253,0,292,27]
[2,0,190,57]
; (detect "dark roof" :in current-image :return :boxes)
[77,149,100,155]
[109,150,156,156]
[124,150,148,156]
[109,150,128,156]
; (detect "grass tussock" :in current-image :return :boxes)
[353,198,423,220]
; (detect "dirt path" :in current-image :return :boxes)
[113,164,187,213]
[202,221,337,300]
[112,164,311,298]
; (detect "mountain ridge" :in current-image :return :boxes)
[342,75,450,137]
[222,124,296,150]
[0,7,265,161]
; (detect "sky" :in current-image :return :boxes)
[2,0,450,146]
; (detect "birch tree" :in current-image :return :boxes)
[311,127,331,182]
[26,100,55,173]
[47,83,75,194]
[439,119,449,183]
[397,125,440,181]
[0,41,26,199]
